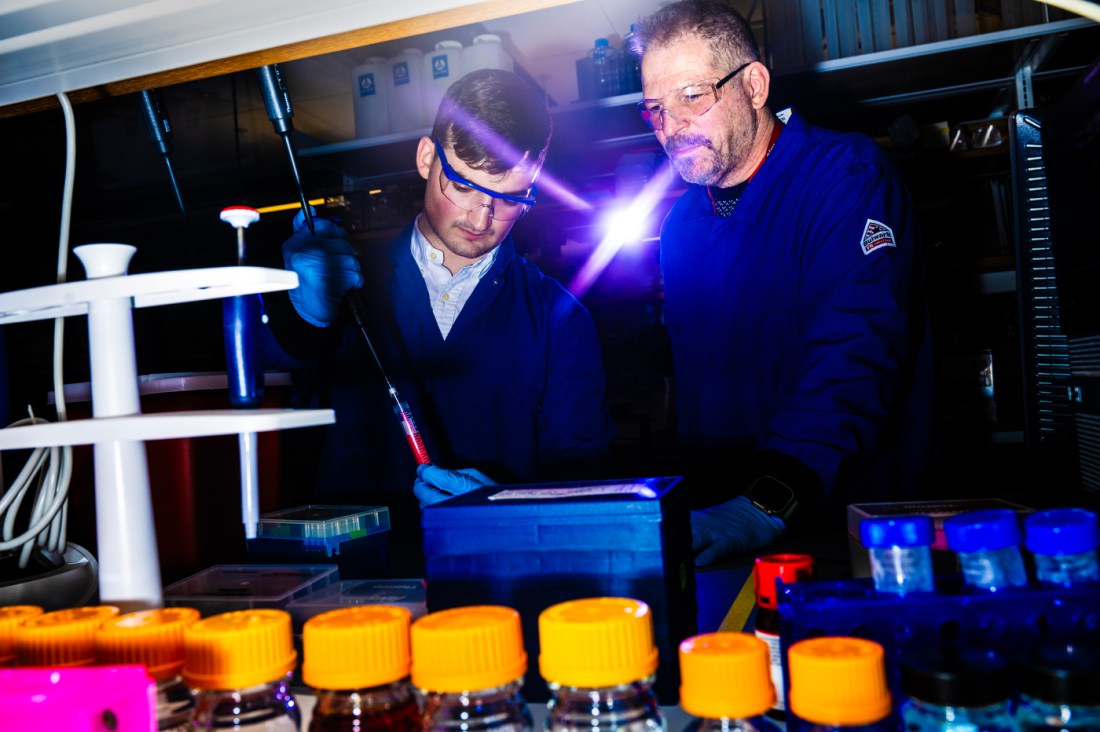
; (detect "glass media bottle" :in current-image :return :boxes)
[679,632,780,732]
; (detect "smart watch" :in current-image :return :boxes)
[747,474,800,523]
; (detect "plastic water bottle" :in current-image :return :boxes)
[304,605,420,731]
[680,632,782,732]
[0,606,41,666]
[859,515,935,595]
[1016,642,1100,731]
[97,607,201,732]
[590,38,621,98]
[184,609,300,731]
[753,553,815,718]
[14,605,120,667]
[1024,507,1100,586]
[944,508,1028,592]
[538,597,663,731]
[620,24,643,94]
[899,647,1015,732]
[787,637,894,732]
[352,56,390,139]
[412,605,533,731]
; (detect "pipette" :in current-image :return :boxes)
[255,64,316,235]
[347,291,432,466]
[219,205,265,539]
[137,89,186,218]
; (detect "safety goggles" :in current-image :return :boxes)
[637,61,753,132]
[433,139,536,221]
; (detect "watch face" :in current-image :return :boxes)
[750,476,795,514]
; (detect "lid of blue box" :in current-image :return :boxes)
[421,476,684,525]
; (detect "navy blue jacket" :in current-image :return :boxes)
[267,226,614,539]
[660,111,934,514]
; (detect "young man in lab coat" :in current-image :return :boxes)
[630,0,934,565]
[265,69,614,549]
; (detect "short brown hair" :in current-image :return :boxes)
[629,0,760,76]
[432,69,552,175]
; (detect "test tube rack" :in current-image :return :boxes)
[0,244,335,610]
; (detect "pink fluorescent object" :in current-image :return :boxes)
[1,665,155,731]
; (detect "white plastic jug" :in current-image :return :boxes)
[351,56,389,139]
[387,48,427,133]
[463,33,513,73]
[423,40,464,123]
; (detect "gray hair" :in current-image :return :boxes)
[628,0,760,75]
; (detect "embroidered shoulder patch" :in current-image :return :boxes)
[860,218,896,255]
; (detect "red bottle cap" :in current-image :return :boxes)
[754,553,815,609]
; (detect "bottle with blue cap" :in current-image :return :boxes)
[1024,507,1100,587]
[943,509,1028,592]
[859,515,935,595]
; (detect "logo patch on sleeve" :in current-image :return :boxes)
[860,219,896,255]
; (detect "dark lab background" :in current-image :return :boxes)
[0,34,1095,581]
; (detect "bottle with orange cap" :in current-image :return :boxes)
[14,605,120,667]
[183,609,300,731]
[96,607,200,732]
[538,596,663,731]
[679,632,781,732]
[303,605,421,731]
[411,605,533,731]
[786,636,895,732]
[752,553,814,720]
[0,606,42,666]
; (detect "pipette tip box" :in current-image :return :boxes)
[163,563,339,617]
[246,505,390,579]
[421,475,694,704]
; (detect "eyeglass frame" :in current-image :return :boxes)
[432,139,538,218]
[637,60,754,132]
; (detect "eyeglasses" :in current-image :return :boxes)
[433,139,536,221]
[637,61,753,132]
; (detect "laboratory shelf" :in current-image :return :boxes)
[0,408,334,449]
[0,266,298,324]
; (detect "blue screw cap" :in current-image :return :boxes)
[860,515,934,548]
[1025,508,1099,556]
[944,509,1021,552]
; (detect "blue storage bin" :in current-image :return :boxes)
[421,476,695,704]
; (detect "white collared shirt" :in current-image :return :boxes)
[410,216,499,339]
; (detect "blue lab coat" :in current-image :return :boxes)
[660,111,934,514]
[267,226,614,540]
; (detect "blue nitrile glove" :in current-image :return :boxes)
[691,495,788,566]
[413,464,497,508]
[282,209,364,327]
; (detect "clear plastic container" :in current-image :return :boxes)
[899,647,1014,732]
[590,38,621,98]
[539,597,663,731]
[463,34,513,73]
[183,609,300,731]
[944,509,1028,592]
[787,637,894,732]
[97,607,201,732]
[753,553,814,717]
[680,632,781,732]
[352,56,390,139]
[412,605,532,731]
[1024,507,1100,586]
[1015,642,1100,731]
[859,515,935,595]
[423,40,464,122]
[387,48,427,132]
[304,606,420,731]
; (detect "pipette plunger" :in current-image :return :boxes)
[255,64,315,235]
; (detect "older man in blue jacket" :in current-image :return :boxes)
[265,69,614,545]
[631,0,934,564]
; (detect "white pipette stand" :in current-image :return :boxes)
[0,244,334,610]
[219,205,263,540]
